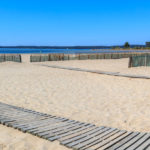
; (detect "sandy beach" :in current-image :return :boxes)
[1,55,150,149]
[0,125,68,150]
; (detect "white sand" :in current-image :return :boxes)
[0,57,150,149]
[0,125,68,150]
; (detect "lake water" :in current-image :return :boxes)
[0,48,149,54]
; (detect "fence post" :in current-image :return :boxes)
[145,55,147,66]
[128,57,132,68]
[20,55,22,63]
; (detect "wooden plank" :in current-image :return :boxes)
[46,124,87,140]
[12,116,58,128]
[0,111,31,118]
[97,132,132,150]
[29,120,77,134]
[12,107,50,117]
[105,132,139,150]
[61,127,104,145]
[0,113,28,120]
[66,127,110,148]
[9,117,52,128]
[1,110,54,125]
[14,115,65,125]
[88,130,127,150]
[146,146,150,150]
[13,119,48,129]
[4,115,49,124]
[126,134,150,150]
[0,110,44,120]
[72,128,117,150]
[28,120,74,135]
[1,102,150,150]
[56,124,95,141]
[39,122,84,138]
[48,123,91,141]
[21,120,74,133]
[12,117,48,126]
[0,106,41,116]
[0,110,26,116]
[0,108,47,116]
[59,126,97,143]
[79,129,120,150]
[20,119,66,132]
[135,138,150,150]
[18,117,65,128]
[116,132,146,150]
[34,120,79,137]
[0,118,16,125]
[41,64,150,79]
[0,116,44,127]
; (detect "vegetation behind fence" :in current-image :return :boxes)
[30,53,150,62]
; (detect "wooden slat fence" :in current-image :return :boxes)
[30,53,149,62]
[0,54,22,63]
[129,55,150,67]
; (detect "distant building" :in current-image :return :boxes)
[146,42,150,47]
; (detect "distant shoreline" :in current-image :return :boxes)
[0,45,147,49]
[0,46,111,49]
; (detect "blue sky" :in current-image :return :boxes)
[0,0,150,46]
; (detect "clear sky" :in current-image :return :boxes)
[0,0,150,46]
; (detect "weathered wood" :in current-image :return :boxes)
[66,127,110,148]
[88,130,127,150]
[135,138,150,150]
[48,123,90,141]
[61,127,104,145]
[56,124,95,142]
[16,117,64,129]
[28,119,70,133]
[40,64,150,79]
[98,132,132,150]
[106,132,139,150]
[72,128,117,149]
[116,132,146,150]
[9,116,49,128]
[79,129,120,150]
[125,134,150,150]
[39,121,84,138]
[19,120,64,132]
[1,102,150,150]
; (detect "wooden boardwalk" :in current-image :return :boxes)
[0,102,150,150]
[40,64,150,79]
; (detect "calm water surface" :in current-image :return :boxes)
[0,48,149,54]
